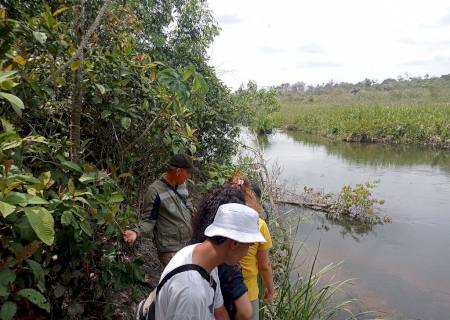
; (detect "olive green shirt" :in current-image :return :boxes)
[136,177,194,253]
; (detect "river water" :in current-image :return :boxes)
[249,130,450,320]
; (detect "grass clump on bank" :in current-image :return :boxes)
[274,94,450,149]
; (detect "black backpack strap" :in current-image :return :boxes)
[156,264,217,295]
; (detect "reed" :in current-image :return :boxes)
[274,95,450,148]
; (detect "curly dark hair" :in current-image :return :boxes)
[190,185,246,244]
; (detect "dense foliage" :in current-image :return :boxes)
[0,1,243,318]
[234,81,280,133]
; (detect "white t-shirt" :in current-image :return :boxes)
[155,244,224,320]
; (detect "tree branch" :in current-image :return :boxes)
[44,0,113,85]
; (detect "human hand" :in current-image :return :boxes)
[123,230,137,244]
[262,287,274,304]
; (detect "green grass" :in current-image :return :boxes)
[264,243,367,320]
[274,92,450,148]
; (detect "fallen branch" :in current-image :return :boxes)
[275,198,330,212]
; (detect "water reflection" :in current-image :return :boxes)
[282,204,377,241]
[284,131,450,172]
[250,130,450,320]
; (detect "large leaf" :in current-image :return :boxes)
[17,288,50,312]
[24,207,55,245]
[61,160,83,173]
[0,92,24,116]
[79,220,92,237]
[3,192,48,206]
[26,260,46,293]
[0,301,16,320]
[0,201,16,218]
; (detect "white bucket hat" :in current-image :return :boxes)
[204,203,266,243]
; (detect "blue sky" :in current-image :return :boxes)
[207,0,450,90]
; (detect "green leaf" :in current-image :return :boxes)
[193,75,201,92]
[53,6,69,16]
[142,99,149,111]
[0,301,17,320]
[26,260,46,292]
[3,192,48,206]
[70,60,81,71]
[0,71,17,83]
[0,80,18,91]
[101,110,112,119]
[95,83,106,95]
[0,268,15,286]
[121,117,131,129]
[74,196,91,206]
[61,160,82,173]
[79,172,96,183]
[24,207,55,246]
[33,31,47,44]
[10,174,40,184]
[182,69,193,80]
[38,171,51,188]
[18,288,50,312]
[110,193,124,203]
[61,211,75,226]
[79,220,92,237]
[1,118,14,132]
[0,201,16,218]
[0,92,24,116]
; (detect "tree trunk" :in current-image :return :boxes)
[70,0,85,161]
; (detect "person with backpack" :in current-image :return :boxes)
[191,185,253,320]
[145,203,266,320]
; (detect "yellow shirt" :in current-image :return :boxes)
[240,218,273,301]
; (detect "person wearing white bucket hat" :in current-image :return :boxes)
[153,203,265,320]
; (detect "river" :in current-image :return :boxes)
[248,130,450,320]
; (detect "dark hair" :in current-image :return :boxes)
[190,185,246,244]
[207,235,228,245]
[251,182,261,200]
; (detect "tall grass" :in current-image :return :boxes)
[274,91,450,148]
[264,242,363,320]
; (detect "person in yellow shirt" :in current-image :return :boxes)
[229,175,275,320]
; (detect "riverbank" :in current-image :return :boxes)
[273,96,450,149]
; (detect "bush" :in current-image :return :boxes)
[0,132,143,318]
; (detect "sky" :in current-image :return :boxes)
[207,0,450,90]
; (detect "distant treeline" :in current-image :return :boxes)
[274,74,450,97]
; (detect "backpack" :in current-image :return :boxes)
[136,264,217,320]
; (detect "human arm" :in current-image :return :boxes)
[234,292,252,320]
[123,187,159,243]
[257,249,274,303]
[214,305,230,320]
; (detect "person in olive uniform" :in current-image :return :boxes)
[123,153,197,266]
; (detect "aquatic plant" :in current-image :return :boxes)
[274,94,450,148]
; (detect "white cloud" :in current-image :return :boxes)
[207,0,450,90]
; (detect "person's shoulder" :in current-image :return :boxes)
[259,218,269,230]
[163,245,196,273]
